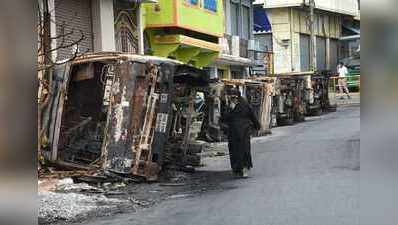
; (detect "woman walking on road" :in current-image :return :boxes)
[222,89,261,178]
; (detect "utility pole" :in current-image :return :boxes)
[309,0,316,72]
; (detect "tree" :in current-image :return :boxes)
[37,0,86,168]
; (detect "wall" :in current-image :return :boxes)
[144,1,175,27]
[144,0,224,37]
[178,0,224,37]
[267,8,292,73]
[256,0,359,16]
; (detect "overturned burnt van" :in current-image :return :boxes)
[221,79,274,136]
[306,71,337,116]
[44,52,209,180]
[271,74,307,126]
[196,78,274,142]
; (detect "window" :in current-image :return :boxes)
[230,2,239,36]
[204,0,217,12]
[242,5,250,39]
[186,0,198,5]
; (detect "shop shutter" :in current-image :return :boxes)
[316,37,326,71]
[330,39,339,72]
[300,34,311,72]
[54,0,93,61]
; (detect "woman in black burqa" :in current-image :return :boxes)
[222,89,261,178]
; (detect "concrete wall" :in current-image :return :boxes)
[267,7,342,73]
[91,0,115,52]
[267,8,292,73]
[255,0,359,16]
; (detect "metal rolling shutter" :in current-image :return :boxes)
[330,39,339,72]
[300,34,311,72]
[54,0,94,61]
[316,37,326,71]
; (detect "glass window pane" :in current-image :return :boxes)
[204,0,217,12]
[231,3,239,36]
[187,0,198,5]
[242,6,250,39]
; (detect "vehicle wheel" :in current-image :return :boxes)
[328,105,337,112]
[312,108,322,116]
[286,117,294,126]
[298,113,306,122]
[287,110,295,125]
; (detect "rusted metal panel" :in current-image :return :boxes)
[46,52,210,181]
[48,63,72,162]
[102,61,178,180]
[102,61,136,174]
[131,63,160,179]
[150,63,175,165]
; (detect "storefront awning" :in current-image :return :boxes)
[254,6,271,33]
[151,34,220,67]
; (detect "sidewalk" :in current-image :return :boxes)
[335,92,360,106]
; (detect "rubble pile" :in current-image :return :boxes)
[38,191,129,224]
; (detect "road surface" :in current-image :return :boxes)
[77,105,360,225]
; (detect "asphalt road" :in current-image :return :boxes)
[78,105,360,225]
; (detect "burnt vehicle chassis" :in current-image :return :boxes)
[198,79,274,142]
[197,81,224,142]
[307,70,336,116]
[45,53,209,180]
[272,75,306,126]
[306,71,337,116]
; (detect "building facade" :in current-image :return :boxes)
[340,0,360,60]
[253,0,359,73]
[143,0,224,68]
[214,0,255,79]
[47,0,154,61]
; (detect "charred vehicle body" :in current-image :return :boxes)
[44,53,209,180]
[222,79,274,136]
[271,75,307,126]
[306,71,337,116]
[197,79,274,142]
[197,81,224,142]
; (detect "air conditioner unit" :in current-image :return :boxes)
[219,37,230,55]
[231,36,240,57]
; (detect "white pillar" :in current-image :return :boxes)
[92,0,115,52]
[326,37,331,70]
[137,4,144,55]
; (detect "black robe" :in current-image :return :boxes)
[222,97,261,172]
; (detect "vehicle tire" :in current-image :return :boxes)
[286,117,294,126]
[312,108,322,116]
[284,111,293,125]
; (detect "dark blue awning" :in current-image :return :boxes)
[254,6,271,33]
